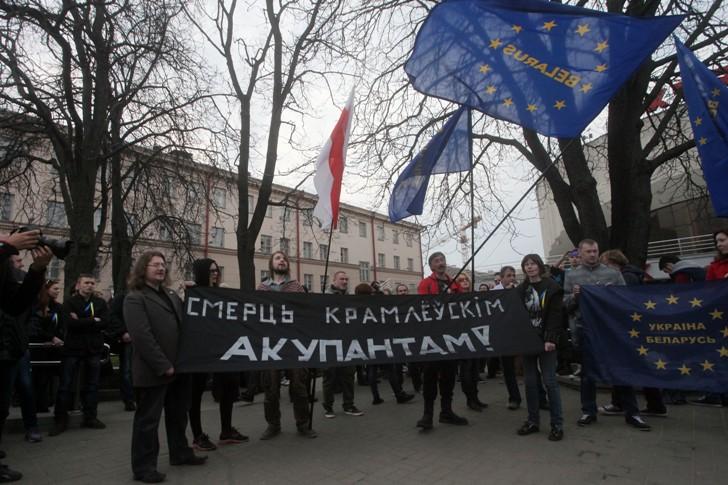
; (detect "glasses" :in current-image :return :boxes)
[210,269,219,273]
[147,263,167,269]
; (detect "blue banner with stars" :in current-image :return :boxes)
[675,39,728,217]
[580,281,728,393]
[405,0,682,138]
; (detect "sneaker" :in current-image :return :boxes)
[467,400,483,412]
[372,398,384,405]
[81,417,106,429]
[297,427,317,438]
[124,401,137,412]
[626,415,651,431]
[193,433,217,451]
[416,413,433,430]
[343,405,364,416]
[280,377,290,387]
[48,420,68,436]
[219,427,249,445]
[598,404,623,416]
[507,400,521,410]
[323,405,336,418]
[548,427,564,441]
[516,421,539,435]
[439,410,468,425]
[260,426,281,440]
[239,394,254,405]
[688,396,722,407]
[133,470,166,483]
[170,455,207,466]
[640,407,667,417]
[577,414,597,426]
[396,393,415,404]
[25,428,42,443]
[476,399,489,409]
[0,465,22,482]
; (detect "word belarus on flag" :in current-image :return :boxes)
[313,88,355,230]
[675,39,728,217]
[389,106,471,222]
[405,0,682,138]
[580,281,728,393]
[175,286,543,372]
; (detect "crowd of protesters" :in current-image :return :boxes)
[0,227,727,482]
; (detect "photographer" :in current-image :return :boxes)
[0,230,51,483]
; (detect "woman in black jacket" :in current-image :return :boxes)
[516,254,565,441]
[29,280,65,413]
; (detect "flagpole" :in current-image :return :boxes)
[468,109,475,283]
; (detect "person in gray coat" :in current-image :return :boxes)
[124,251,206,483]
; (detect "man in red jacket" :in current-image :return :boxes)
[415,252,468,430]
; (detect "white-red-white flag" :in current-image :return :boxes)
[313,88,355,230]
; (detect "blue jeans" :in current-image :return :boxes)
[119,343,134,403]
[0,351,38,432]
[54,354,101,420]
[523,350,563,429]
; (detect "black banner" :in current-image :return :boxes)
[176,287,545,372]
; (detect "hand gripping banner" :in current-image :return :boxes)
[176,287,544,372]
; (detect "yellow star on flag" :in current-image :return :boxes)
[655,359,667,370]
[554,100,566,110]
[710,309,724,320]
[629,328,640,338]
[716,346,728,358]
[689,297,703,308]
[644,300,657,310]
[631,312,642,322]
[721,325,728,337]
[543,20,557,31]
[665,294,679,305]
[701,360,715,372]
[695,116,703,126]
[594,40,608,53]
[677,364,691,376]
[489,38,503,49]
[485,85,497,95]
[512,25,522,34]
[699,137,708,145]
[637,345,649,356]
[595,64,607,73]
[527,104,538,112]
[479,64,492,74]
[503,98,513,107]
[712,88,721,97]
[575,24,590,36]
[580,83,593,94]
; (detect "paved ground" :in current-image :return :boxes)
[2,377,726,484]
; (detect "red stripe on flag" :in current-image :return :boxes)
[326,106,350,228]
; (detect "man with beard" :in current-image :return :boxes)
[415,252,468,430]
[256,251,317,440]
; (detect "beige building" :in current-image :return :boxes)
[0,152,424,297]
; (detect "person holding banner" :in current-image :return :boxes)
[415,252,468,430]
[515,254,564,441]
[256,251,317,440]
[125,251,206,483]
[455,273,488,412]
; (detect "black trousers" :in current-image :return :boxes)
[422,360,458,414]
[131,375,194,477]
[459,359,480,401]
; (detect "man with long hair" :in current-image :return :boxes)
[256,251,317,440]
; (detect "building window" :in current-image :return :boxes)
[303,209,314,227]
[340,247,349,264]
[394,255,400,270]
[303,241,313,259]
[127,213,142,235]
[406,233,413,247]
[248,195,254,214]
[266,204,273,218]
[320,244,329,261]
[280,237,290,254]
[47,258,63,280]
[1,193,13,221]
[304,274,313,290]
[359,262,370,282]
[339,216,348,233]
[187,223,201,245]
[359,221,367,238]
[407,258,414,272]
[393,230,399,244]
[260,235,272,254]
[93,208,103,232]
[320,275,328,292]
[378,253,385,268]
[261,270,270,282]
[159,224,173,241]
[46,201,67,228]
[376,224,385,241]
[214,188,226,209]
[281,207,291,222]
[210,227,225,247]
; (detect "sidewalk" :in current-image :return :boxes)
[2,378,726,484]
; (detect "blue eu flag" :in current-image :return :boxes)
[580,282,728,393]
[389,106,471,222]
[405,0,682,138]
[675,39,728,217]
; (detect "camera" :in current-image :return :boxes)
[14,226,73,260]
